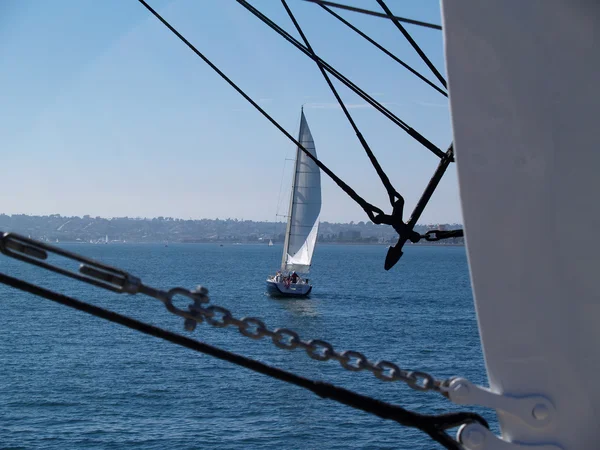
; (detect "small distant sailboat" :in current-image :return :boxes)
[266,109,321,298]
[268,239,273,246]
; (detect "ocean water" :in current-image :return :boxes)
[0,243,496,449]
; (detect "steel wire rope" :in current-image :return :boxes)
[235,0,445,159]
[135,0,386,223]
[281,0,401,207]
[317,3,447,97]
[302,0,442,30]
[376,0,447,89]
[135,0,463,269]
[0,269,487,449]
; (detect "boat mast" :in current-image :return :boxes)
[281,108,304,271]
[443,1,600,447]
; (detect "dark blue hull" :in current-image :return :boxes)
[266,280,312,298]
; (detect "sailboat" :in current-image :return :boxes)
[266,109,321,298]
[268,239,273,246]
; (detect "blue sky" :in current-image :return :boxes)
[0,0,459,224]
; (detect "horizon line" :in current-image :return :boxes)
[0,212,463,227]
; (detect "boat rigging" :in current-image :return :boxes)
[4,0,593,448]
[0,231,486,449]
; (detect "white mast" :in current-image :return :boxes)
[281,129,301,271]
[443,1,600,447]
[280,108,321,273]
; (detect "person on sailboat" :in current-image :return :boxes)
[290,271,299,284]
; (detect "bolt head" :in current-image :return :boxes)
[184,318,197,332]
[194,285,209,295]
[452,382,470,399]
[463,428,485,448]
[532,403,550,421]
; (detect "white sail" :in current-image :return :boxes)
[281,110,321,273]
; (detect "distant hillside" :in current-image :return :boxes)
[0,214,463,245]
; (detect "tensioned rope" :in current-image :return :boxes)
[136,0,462,269]
[134,0,385,226]
[302,0,442,30]
[281,0,401,207]
[383,144,455,270]
[235,0,445,159]
[0,233,488,449]
[317,3,447,97]
[5,3,471,446]
[376,0,446,89]
[231,1,462,267]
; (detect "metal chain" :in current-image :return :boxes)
[420,229,464,242]
[171,288,443,392]
[0,231,446,394]
[0,271,488,450]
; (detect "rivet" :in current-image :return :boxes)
[532,403,550,421]
[452,382,470,399]
[184,318,197,332]
[463,427,485,448]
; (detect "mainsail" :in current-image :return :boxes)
[281,110,321,273]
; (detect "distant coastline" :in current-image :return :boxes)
[58,241,465,248]
[0,213,464,247]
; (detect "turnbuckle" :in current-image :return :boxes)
[0,231,209,314]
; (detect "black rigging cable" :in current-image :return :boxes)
[302,0,442,31]
[317,3,447,97]
[240,1,464,265]
[134,0,385,224]
[136,0,462,269]
[0,270,486,449]
[383,145,455,270]
[376,0,447,89]
[5,0,472,443]
[364,0,457,268]
[235,0,445,160]
[281,0,401,207]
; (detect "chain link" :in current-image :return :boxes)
[0,231,446,394]
[421,229,464,242]
[161,286,445,393]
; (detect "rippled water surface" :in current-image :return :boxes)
[0,243,496,448]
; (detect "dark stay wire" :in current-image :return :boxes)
[4,0,472,442]
[235,0,445,160]
[317,3,447,97]
[280,0,401,207]
[0,233,487,449]
[135,0,462,270]
[302,0,442,31]
[376,0,447,89]
[133,0,386,225]
[384,145,455,270]
[244,0,460,268]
